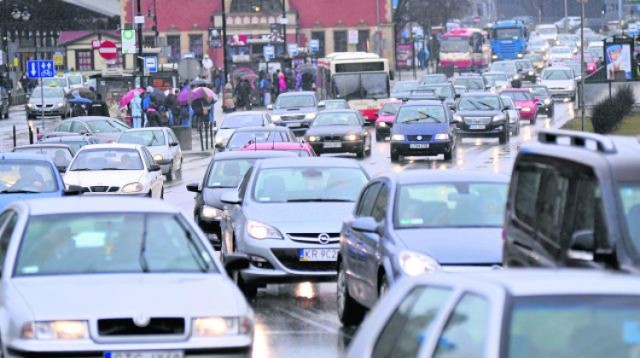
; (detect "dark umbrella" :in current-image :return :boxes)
[190,79,209,87]
[64,87,95,100]
[150,88,166,103]
[296,63,316,75]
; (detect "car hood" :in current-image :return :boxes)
[11,274,246,319]
[203,187,236,209]
[376,115,396,124]
[392,122,449,135]
[394,228,503,264]
[64,170,145,187]
[92,132,122,143]
[541,79,574,88]
[272,106,316,115]
[247,202,356,233]
[456,109,502,117]
[28,97,63,106]
[0,192,62,211]
[215,128,236,142]
[306,125,363,136]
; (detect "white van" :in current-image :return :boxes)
[536,24,558,42]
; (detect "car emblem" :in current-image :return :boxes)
[318,233,330,245]
[133,315,150,327]
[417,135,423,140]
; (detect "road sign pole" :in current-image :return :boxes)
[40,79,44,131]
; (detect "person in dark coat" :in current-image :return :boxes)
[165,89,178,126]
[234,80,251,111]
[145,103,162,127]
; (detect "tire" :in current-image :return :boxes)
[147,191,153,198]
[443,148,453,161]
[378,272,389,297]
[375,131,383,142]
[160,186,164,199]
[175,162,182,180]
[233,270,257,299]
[390,152,399,162]
[499,127,509,144]
[531,116,537,125]
[337,261,366,326]
[356,142,366,158]
[166,165,173,181]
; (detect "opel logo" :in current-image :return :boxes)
[133,315,150,327]
[417,135,423,140]
[318,233,330,245]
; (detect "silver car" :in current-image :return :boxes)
[219,157,369,298]
[0,197,253,357]
[118,127,184,181]
[25,86,68,119]
[348,269,640,358]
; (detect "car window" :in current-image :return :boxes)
[13,147,73,167]
[542,70,571,80]
[0,211,17,275]
[572,172,608,251]
[70,148,144,171]
[313,112,360,126]
[228,131,290,149]
[55,121,72,132]
[275,95,316,109]
[372,286,452,358]
[513,163,542,230]
[141,147,155,169]
[434,293,490,358]
[356,182,381,217]
[118,130,166,147]
[71,121,89,134]
[371,184,389,223]
[87,120,121,133]
[220,114,265,129]
[0,161,58,193]
[168,129,179,144]
[396,105,446,124]
[536,169,570,250]
[501,91,533,101]
[238,166,253,200]
[458,96,501,111]
[206,159,255,188]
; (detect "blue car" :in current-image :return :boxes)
[0,153,81,210]
[337,169,509,326]
[389,100,457,162]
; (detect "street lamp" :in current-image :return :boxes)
[579,0,585,131]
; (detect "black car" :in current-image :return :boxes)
[219,126,297,152]
[525,84,554,117]
[37,133,100,151]
[304,110,371,158]
[504,130,640,273]
[453,93,510,144]
[410,83,458,110]
[515,59,537,83]
[12,143,76,172]
[186,150,297,248]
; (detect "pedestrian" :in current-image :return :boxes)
[273,70,281,98]
[424,46,431,72]
[417,48,426,69]
[278,70,287,94]
[238,79,252,111]
[301,72,314,91]
[165,89,178,126]
[131,91,143,128]
[145,104,162,127]
[295,70,302,91]
[260,75,272,106]
[223,79,235,112]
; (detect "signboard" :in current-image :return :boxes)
[269,24,284,43]
[92,40,102,48]
[145,56,158,73]
[27,60,55,78]
[348,30,359,45]
[395,43,413,69]
[177,58,201,81]
[181,52,195,59]
[121,29,136,54]
[287,43,298,56]
[53,53,64,66]
[605,42,632,80]
[98,40,118,60]
[309,39,320,52]
[209,27,222,48]
[263,45,275,60]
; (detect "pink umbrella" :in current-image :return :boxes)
[192,87,217,102]
[119,88,145,107]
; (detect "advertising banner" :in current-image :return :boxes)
[605,43,632,80]
[396,43,413,69]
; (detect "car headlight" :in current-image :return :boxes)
[492,54,498,59]
[522,107,531,112]
[122,182,144,193]
[397,251,441,277]
[192,317,252,336]
[544,98,551,105]
[21,321,89,340]
[153,154,163,162]
[202,205,223,220]
[377,122,387,127]
[307,135,321,142]
[528,70,534,76]
[513,74,521,80]
[246,220,283,240]
[271,115,281,122]
[517,53,524,58]
[304,112,317,120]
[434,133,449,140]
[391,134,405,141]
[492,115,505,122]
[215,136,225,144]
[26,103,33,108]
[57,102,64,107]
[343,134,361,141]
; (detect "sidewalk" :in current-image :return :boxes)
[179,100,224,162]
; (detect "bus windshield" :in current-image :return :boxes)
[441,38,469,53]
[332,73,389,100]
[493,28,522,40]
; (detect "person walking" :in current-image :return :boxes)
[423,46,431,73]
[260,75,272,106]
[278,70,287,94]
[131,91,143,129]
[272,70,281,98]
[165,89,178,126]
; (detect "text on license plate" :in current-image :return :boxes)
[469,124,486,130]
[105,350,184,358]
[286,122,301,127]
[324,142,342,148]
[298,248,338,261]
[410,144,429,149]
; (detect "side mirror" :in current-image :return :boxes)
[149,164,161,172]
[267,104,273,110]
[56,165,67,173]
[352,217,382,235]
[220,191,242,205]
[454,93,461,99]
[504,105,512,110]
[223,253,250,274]
[169,141,179,147]
[576,75,583,81]
[64,184,84,196]
[186,183,201,193]
[318,101,325,108]
[567,230,594,261]
[215,142,225,151]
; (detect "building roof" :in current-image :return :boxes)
[59,30,120,46]
[61,0,120,17]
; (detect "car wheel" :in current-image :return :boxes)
[443,148,453,161]
[375,131,383,142]
[147,191,152,198]
[233,270,257,299]
[337,260,366,326]
[356,142,366,158]
[378,272,389,297]
[160,186,164,199]
[499,127,509,144]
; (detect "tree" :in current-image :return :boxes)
[394,0,472,35]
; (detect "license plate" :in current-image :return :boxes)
[298,248,338,261]
[469,124,486,130]
[410,144,429,149]
[286,122,301,128]
[105,351,184,358]
[324,142,342,148]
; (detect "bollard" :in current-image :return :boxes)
[204,122,209,150]
[28,126,33,144]
[199,120,204,151]
[12,125,16,148]
[209,122,214,149]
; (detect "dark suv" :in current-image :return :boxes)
[503,130,640,273]
[453,93,511,144]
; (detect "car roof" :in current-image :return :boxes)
[543,66,572,71]
[383,169,509,185]
[224,111,265,117]
[40,134,92,141]
[501,88,530,93]
[382,100,403,105]
[232,126,289,133]
[212,150,297,160]
[68,116,115,122]
[394,80,419,84]
[323,99,348,102]
[13,144,73,150]
[242,142,309,150]
[14,197,180,216]
[0,152,56,162]
[482,72,508,76]
[277,91,315,97]
[460,92,500,97]
[256,157,364,169]
[78,143,141,151]
[317,109,360,114]
[401,99,445,106]
[122,127,169,133]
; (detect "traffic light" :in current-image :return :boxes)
[602,3,606,15]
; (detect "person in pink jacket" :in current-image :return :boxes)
[278,70,287,93]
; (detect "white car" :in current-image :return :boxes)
[64,143,165,198]
[555,16,582,30]
[540,66,576,102]
[547,46,573,61]
[501,95,521,136]
[65,73,85,89]
[214,111,274,149]
[118,127,183,181]
[535,24,558,42]
[482,72,511,93]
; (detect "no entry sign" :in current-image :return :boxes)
[98,40,118,60]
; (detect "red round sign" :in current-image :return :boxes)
[98,40,118,60]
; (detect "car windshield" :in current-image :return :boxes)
[543,70,572,80]
[392,81,419,93]
[490,63,517,73]
[59,141,90,152]
[501,91,533,101]
[551,47,571,54]
[333,73,389,100]
[454,78,484,90]
[220,114,264,129]
[538,27,557,35]
[619,184,640,250]
[380,103,401,116]
[395,182,507,228]
[396,105,446,124]
[206,159,255,188]
[253,167,368,203]
[42,78,67,88]
[228,131,290,149]
[324,101,348,109]
[458,96,501,110]
[0,161,58,193]
[14,213,216,276]
[30,88,63,99]
[67,76,82,85]
[525,54,544,61]
[420,75,447,84]
[508,295,640,357]
[70,148,144,171]
[517,61,534,70]
[275,95,316,109]
[312,112,360,126]
[441,38,469,53]
[501,97,515,107]
[493,27,522,40]
[484,74,508,85]
[87,120,121,133]
[415,85,453,98]
[118,130,165,147]
[13,147,73,167]
[527,87,550,97]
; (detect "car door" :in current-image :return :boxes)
[141,147,162,197]
[365,182,390,299]
[224,167,253,254]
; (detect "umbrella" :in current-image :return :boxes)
[190,79,209,87]
[192,87,216,102]
[150,88,166,103]
[119,88,145,107]
[296,63,316,75]
[67,97,93,105]
[64,87,95,100]
[177,87,193,105]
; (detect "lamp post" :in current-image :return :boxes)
[136,0,144,88]
[221,0,228,84]
[579,0,585,131]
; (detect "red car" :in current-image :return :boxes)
[500,89,538,122]
[375,100,402,141]
[573,53,599,75]
[240,141,317,157]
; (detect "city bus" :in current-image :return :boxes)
[316,52,390,121]
[440,28,492,71]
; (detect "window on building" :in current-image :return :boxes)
[76,50,93,71]
[311,31,325,58]
[166,35,181,63]
[358,30,370,52]
[143,35,155,48]
[189,34,203,58]
[231,0,282,12]
[334,31,347,52]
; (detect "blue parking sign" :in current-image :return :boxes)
[27,60,54,79]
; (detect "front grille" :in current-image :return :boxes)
[322,135,341,141]
[464,117,491,125]
[281,115,305,121]
[272,248,337,272]
[86,186,120,193]
[287,233,340,244]
[406,135,432,141]
[90,186,109,193]
[97,318,185,336]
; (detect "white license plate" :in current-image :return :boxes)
[286,122,301,128]
[469,124,486,130]
[298,248,338,261]
[105,351,184,358]
[410,144,429,149]
[324,142,342,148]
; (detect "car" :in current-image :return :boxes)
[0,153,80,210]
[577,52,600,74]
[219,157,370,297]
[49,116,130,143]
[390,80,419,99]
[548,46,574,61]
[347,269,640,357]
[524,53,546,71]
[451,76,488,93]
[482,72,510,93]
[587,41,604,61]
[65,73,85,89]
[525,84,554,117]
[337,170,508,325]
[488,60,519,81]
[540,66,576,102]
[213,111,274,150]
[0,87,9,119]
[41,75,70,92]
[268,91,318,133]
[557,33,580,48]
[25,86,68,119]
[410,83,458,109]
[64,144,164,198]
[389,100,457,162]
[504,130,640,272]
[118,127,183,181]
[11,144,75,172]
[0,196,254,357]
[500,88,539,124]
[419,74,448,85]
[535,23,558,42]
[555,16,582,30]
[221,126,297,152]
[500,95,521,135]
[453,85,467,95]
[514,59,537,82]
[304,109,371,158]
[375,101,402,141]
[37,133,100,151]
[453,93,510,144]
[527,38,550,54]
[318,99,350,110]
[187,150,297,248]
[240,141,317,157]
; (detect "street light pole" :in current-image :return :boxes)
[579,0,585,131]
[564,0,569,32]
[221,0,228,84]
[136,0,144,88]
[281,0,287,53]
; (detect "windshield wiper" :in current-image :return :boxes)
[206,184,236,189]
[176,217,210,273]
[418,111,442,123]
[0,189,41,194]
[101,168,130,171]
[287,198,353,202]
[70,168,93,171]
[139,214,150,273]
[474,101,497,110]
